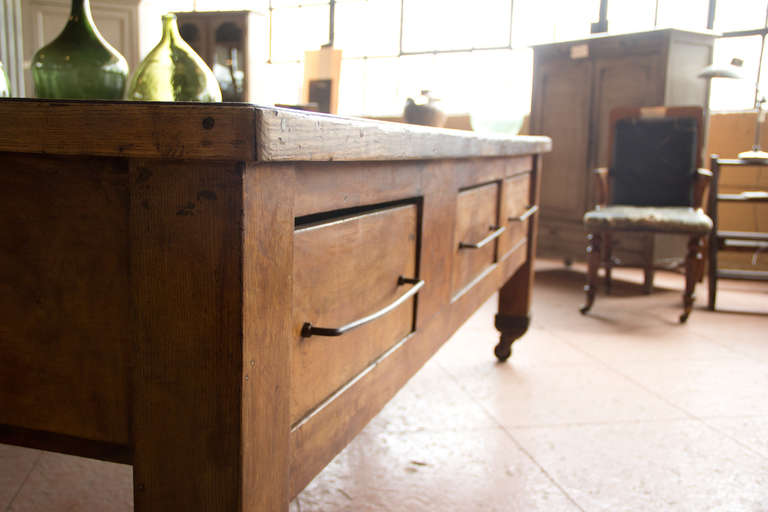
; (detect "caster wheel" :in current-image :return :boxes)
[494,338,513,362]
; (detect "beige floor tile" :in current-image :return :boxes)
[702,416,768,458]
[366,358,499,433]
[435,295,596,370]
[511,420,768,512]
[8,452,132,512]
[0,444,40,510]
[686,311,768,362]
[706,279,768,316]
[452,361,687,427]
[292,426,580,512]
[547,324,745,364]
[616,358,768,417]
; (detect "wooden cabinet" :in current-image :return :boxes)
[0,100,549,511]
[531,29,715,266]
[175,10,267,102]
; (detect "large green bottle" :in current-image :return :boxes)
[31,0,128,99]
[0,62,11,97]
[125,14,222,102]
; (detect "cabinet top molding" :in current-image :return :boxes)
[0,99,551,162]
[532,27,718,50]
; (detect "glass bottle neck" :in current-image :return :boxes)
[161,15,181,43]
[69,0,94,23]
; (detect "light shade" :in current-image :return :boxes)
[698,58,744,79]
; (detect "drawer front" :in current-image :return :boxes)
[292,204,419,424]
[452,182,500,295]
[500,172,532,257]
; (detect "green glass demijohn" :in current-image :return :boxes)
[125,14,222,102]
[31,0,128,99]
[0,62,11,97]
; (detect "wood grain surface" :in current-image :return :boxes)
[0,152,132,445]
[256,107,551,162]
[0,99,551,163]
[242,163,294,511]
[292,204,418,425]
[0,99,257,160]
[130,159,246,511]
[452,182,501,296]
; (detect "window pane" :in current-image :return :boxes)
[714,0,768,32]
[270,0,328,7]
[511,0,599,47]
[193,0,268,10]
[608,0,657,33]
[656,0,709,31]
[339,49,532,133]
[401,0,511,52]
[270,4,330,61]
[263,61,304,104]
[709,36,763,111]
[335,0,401,57]
[338,57,402,115]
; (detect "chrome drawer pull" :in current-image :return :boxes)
[458,226,505,250]
[301,277,425,338]
[509,205,538,222]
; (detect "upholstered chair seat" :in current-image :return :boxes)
[583,206,712,234]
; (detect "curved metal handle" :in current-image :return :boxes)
[301,277,425,338]
[509,205,538,222]
[458,226,505,250]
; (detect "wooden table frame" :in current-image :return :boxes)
[0,100,550,511]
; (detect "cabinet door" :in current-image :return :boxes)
[531,57,592,223]
[591,54,664,172]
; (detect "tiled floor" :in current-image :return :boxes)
[2,260,767,511]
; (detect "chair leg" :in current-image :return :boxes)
[604,233,613,294]
[708,233,717,311]
[681,235,704,323]
[643,266,655,294]
[580,232,602,314]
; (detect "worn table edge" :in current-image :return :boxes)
[0,99,551,162]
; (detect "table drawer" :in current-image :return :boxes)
[501,172,534,257]
[291,204,420,424]
[452,182,501,295]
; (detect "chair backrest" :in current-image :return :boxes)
[609,106,702,207]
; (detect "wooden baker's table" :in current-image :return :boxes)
[0,100,550,511]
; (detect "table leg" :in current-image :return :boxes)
[130,160,292,511]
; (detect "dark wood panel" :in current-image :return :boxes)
[294,161,424,217]
[500,172,532,257]
[0,100,256,160]
[0,152,131,444]
[292,205,419,424]
[242,164,294,511]
[452,182,500,296]
[130,159,245,511]
[0,424,131,464]
[499,156,543,319]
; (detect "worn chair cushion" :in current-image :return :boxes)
[583,206,712,234]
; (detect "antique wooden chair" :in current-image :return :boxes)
[579,106,713,322]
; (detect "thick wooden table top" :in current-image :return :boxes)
[0,99,551,162]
